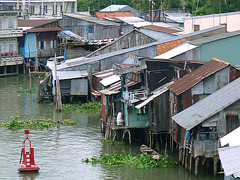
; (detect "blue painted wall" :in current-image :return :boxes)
[200,35,240,65]
[25,33,37,58]
[124,103,148,127]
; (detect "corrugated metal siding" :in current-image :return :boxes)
[168,58,230,96]
[70,78,88,95]
[60,80,71,95]
[218,145,240,177]
[193,140,218,158]
[172,77,240,130]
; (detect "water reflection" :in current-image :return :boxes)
[19,173,39,180]
[0,76,223,180]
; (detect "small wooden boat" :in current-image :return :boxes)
[140,144,161,160]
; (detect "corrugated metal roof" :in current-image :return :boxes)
[18,19,58,28]
[220,127,240,147]
[58,30,84,41]
[140,25,181,34]
[26,28,64,33]
[92,69,115,79]
[100,5,128,12]
[95,11,134,19]
[190,30,240,46]
[135,81,174,109]
[142,58,206,65]
[64,13,119,26]
[53,70,88,80]
[100,75,120,86]
[154,42,198,59]
[172,77,240,130]
[57,26,225,71]
[168,58,230,96]
[100,79,140,95]
[218,145,240,178]
[100,89,119,95]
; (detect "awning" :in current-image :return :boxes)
[100,75,120,87]
[135,82,173,109]
[58,30,84,41]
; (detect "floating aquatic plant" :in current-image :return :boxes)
[13,87,37,93]
[63,102,101,113]
[98,137,125,145]
[82,150,177,169]
[0,117,77,129]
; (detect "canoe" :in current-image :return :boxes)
[140,144,161,160]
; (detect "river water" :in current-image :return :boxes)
[0,75,223,180]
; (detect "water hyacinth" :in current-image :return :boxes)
[0,118,77,129]
[13,87,37,93]
[82,150,177,169]
[63,102,101,113]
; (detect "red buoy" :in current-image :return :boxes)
[18,130,40,173]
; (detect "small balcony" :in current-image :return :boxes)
[0,55,23,66]
[123,89,148,103]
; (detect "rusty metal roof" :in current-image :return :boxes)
[168,58,230,96]
[172,77,240,131]
[139,25,181,34]
[26,28,64,33]
[18,19,58,28]
[100,80,140,95]
[95,11,134,19]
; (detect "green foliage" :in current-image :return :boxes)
[77,0,240,16]
[82,150,177,168]
[98,137,125,145]
[0,117,77,129]
[14,87,36,93]
[63,102,101,113]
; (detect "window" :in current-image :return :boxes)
[39,41,46,49]
[88,26,93,33]
[43,5,47,14]
[0,17,2,28]
[30,6,35,14]
[194,25,200,32]
[52,5,54,14]
[50,40,53,48]
[60,5,63,13]
[0,45,2,54]
[9,44,14,52]
[40,6,42,14]
[8,17,14,28]
[55,5,57,15]
[54,40,57,48]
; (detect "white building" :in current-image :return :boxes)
[1,0,77,18]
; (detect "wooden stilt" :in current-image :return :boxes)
[127,130,131,145]
[164,135,167,155]
[122,130,126,141]
[150,133,152,148]
[182,148,185,167]
[16,64,19,74]
[214,156,219,177]
[179,148,183,165]
[185,149,188,169]
[189,155,192,172]
[29,68,32,92]
[195,157,199,177]
[112,131,117,144]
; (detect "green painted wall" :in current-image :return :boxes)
[200,35,240,65]
[124,103,148,127]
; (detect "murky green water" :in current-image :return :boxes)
[0,76,223,180]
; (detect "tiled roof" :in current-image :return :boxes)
[18,19,58,28]
[95,11,134,19]
[26,28,64,33]
[140,25,181,34]
[168,58,230,96]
